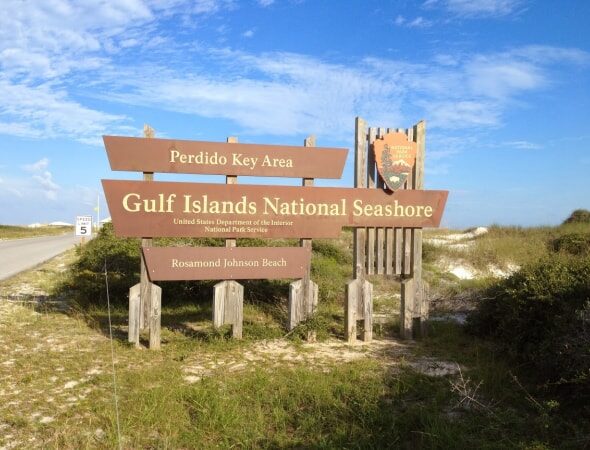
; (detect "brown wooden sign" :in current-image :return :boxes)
[103,135,348,178]
[373,132,417,191]
[103,179,448,238]
[142,246,311,281]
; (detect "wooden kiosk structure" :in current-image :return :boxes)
[346,118,427,342]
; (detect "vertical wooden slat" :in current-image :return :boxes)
[366,127,377,275]
[402,127,414,276]
[375,127,386,275]
[385,228,394,275]
[394,227,403,275]
[384,128,394,275]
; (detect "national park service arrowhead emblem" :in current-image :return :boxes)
[373,132,417,191]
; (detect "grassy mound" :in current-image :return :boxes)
[563,209,590,224]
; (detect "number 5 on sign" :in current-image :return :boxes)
[76,215,93,237]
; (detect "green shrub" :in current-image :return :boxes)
[550,232,590,256]
[63,224,140,306]
[466,255,590,400]
[563,209,590,224]
[62,223,351,309]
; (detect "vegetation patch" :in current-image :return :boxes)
[467,255,590,404]
[563,209,590,224]
[0,225,73,240]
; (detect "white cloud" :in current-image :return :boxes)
[503,140,541,150]
[23,158,50,173]
[425,0,524,18]
[465,58,543,99]
[242,29,255,38]
[0,1,236,145]
[407,17,433,28]
[33,172,60,200]
[0,79,127,144]
[394,15,432,28]
[14,158,60,201]
[0,0,586,153]
[258,0,274,6]
[99,51,404,139]
[83,43,588,142]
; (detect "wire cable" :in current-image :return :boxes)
[104,260,122,450]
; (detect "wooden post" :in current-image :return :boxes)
[288,136,319,340]
[212,136,244,339]
[398,121,427,339]
[128,124,162,349]
[346,117,373,343]
[400,278,414,339]
[128,283,140,347]
[213,280,244,338]
[413,121,427,337]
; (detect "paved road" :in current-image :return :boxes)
[0,234,81,281]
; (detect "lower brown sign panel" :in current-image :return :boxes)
[143,246,311,281]
[103,180,448,238]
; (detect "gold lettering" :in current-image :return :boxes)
[122,193,141,212]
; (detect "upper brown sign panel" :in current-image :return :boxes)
[103,179,448,239]
[103,135,348,178]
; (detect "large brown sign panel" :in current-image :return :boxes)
[143,246,311,281]
[103,136,348,178]
[103,180,448,238]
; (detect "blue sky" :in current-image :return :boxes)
[0,0,588,227]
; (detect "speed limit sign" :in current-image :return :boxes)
[75,215,93,237]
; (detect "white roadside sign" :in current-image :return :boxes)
[75,215,93,237]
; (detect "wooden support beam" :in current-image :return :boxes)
[213,280,244,339]
[347,118,373,343]
[400,278,414,339]
[288,136,319,340]
[128,283,140,347]
[345,277,373,343]
[134,124,162,350]
[413,121,427,337]
[353,117,368,280]
[398,121,427,339]
[212,136,244,339]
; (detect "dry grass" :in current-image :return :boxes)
[0,225,74,241]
